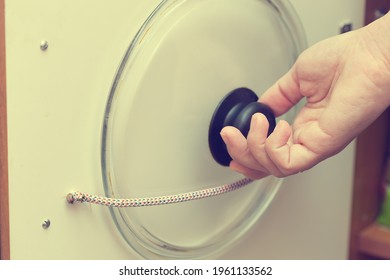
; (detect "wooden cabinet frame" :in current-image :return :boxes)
[349,109,390,259]
[348,0,390,259]
[0,0,10,260]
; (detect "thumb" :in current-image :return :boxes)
[259,67,303,117]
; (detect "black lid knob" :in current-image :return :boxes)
[208,87,276,166]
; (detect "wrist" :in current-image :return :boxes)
[359,13,390,105]
[361,12,390,67]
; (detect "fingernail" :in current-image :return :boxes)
[220,130,230,145]
[251,113,261,128]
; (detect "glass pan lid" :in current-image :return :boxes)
[102,0,306,259]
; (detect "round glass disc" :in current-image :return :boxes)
[102,0,306,259]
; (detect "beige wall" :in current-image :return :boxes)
[5,0,364,259]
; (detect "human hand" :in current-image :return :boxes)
[221,16,390,179]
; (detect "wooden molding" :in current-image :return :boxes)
[348,0,390,259]
[359,224,390,259]
[349,109,390,259]
[0,0,10,260]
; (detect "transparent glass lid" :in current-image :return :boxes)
[102,0,306,259]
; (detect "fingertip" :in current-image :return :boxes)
[230,161,268,180]
[220,128,230,146]
[268,120,292,148]
[251,112,269,127]
[220,126,240,136]
[220,126,242,145]
[247,113,269,148]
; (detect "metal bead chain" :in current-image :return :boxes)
[66,177,253,208]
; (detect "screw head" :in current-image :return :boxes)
[340,23,353,34]
[42,219,51,229]
[40,41,49,51]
